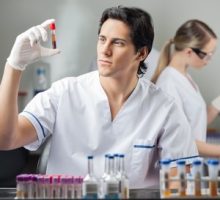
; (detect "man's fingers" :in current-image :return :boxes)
[40,19,55,29]
[40,46,61,57]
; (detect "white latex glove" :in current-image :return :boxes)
[7,19,60,71]
[212,96,220,111]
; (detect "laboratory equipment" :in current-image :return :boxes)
[177,160,186,197]
[160,159,171,198]
[82,156,99,199]
[207,159,219,197]
[50,23,57,49]
[104,155,119,199]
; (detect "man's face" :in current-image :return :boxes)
[97,19,141,78]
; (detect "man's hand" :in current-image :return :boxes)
[7,19,60,71]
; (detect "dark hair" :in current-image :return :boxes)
[98,6,154,76]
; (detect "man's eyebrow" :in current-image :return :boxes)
[112,38,127,42]
[99,34,127,41]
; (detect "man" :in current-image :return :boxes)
[0,6,198,188]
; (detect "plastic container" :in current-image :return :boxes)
[33,67,48,96]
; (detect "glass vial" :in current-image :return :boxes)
[116,154,129,199]
[33,67,48,96]
[104,155,119,199]
[82,156,99,199]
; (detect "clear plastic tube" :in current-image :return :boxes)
[60,175,74,199]
[75,176,83,199]
[207,159,219,197]
[51,175,61,199]
[192,160,202,197]
[44,175,52,199]
[37,175,45,199]
[16,174,25,199]
[177,160,186,197]
[160,159,171,198]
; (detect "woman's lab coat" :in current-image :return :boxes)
[156,66,207,142]
[21,70,198,189]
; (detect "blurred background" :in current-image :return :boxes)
[0,0,220,186]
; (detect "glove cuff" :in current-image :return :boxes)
[6,58,26,71]
[212,96,220,111]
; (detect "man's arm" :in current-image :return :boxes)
[0,64,38,149]
[0,19,60,150]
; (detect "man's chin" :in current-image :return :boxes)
[99,71,110,77]
[98,68,111,77]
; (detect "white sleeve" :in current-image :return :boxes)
[20,81,61,151]
[159,100,199,167]
[156,79,184,112]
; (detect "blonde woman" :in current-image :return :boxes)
[152,19,220,158]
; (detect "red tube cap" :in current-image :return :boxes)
[50,23,56,30]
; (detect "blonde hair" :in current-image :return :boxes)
[151,19,217,84]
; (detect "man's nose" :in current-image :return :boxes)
[101,42,112,56]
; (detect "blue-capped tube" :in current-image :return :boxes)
[160,159,171,198]
[207,159,219,197]
[177,160,186,197]
[191,160,202,197]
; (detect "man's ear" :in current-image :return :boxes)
[137,47,149,61]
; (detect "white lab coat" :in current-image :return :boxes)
[156,66,207,142]
[21,70,198,189]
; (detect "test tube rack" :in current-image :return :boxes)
[160,175,220,199]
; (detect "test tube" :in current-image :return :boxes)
[50,23,57,49]
[30,174,38,198]
[160,159,171,198]
[16,174,25,199]
[207,159,219,197]
[60,175,74,199]
[192,160,202,197]
[21,174,29,198]
[177,160,186,197]
[37,175,45,199]
[74,176,83,199]
[44,175,52,199]
[51,175,61,198]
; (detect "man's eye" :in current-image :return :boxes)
[114,41,124,46]
[98,37,105,42]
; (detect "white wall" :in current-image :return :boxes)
[0,0,220,129]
